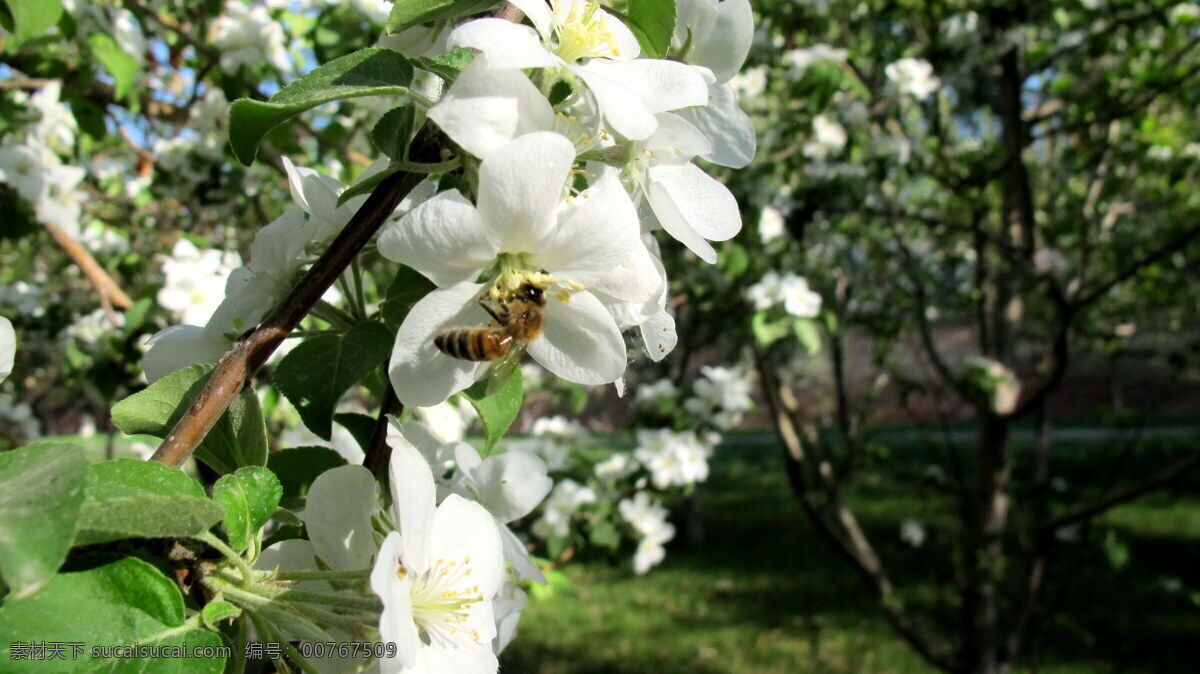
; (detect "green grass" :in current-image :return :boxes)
[502,435,1200,673]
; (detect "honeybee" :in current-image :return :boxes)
[434,282,546,393]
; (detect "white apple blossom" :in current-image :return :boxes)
[371,444,504,674]
[900,518,927,547]
[802,114,847,160]
[684,365,754,429]
[531,479,596,539]
[210,1,293,74]
[759,205,786,243]
[0,144,45,203]
[380,132,658,406]
[26,83,77,157]
[620,492,676,575]
[156,239,243,327]
[492,580,527,654]
[885,58,941,99]
[415,400,473,443]
[449,0,708,141]
[633,429,712,489]
[635,378,678,408]
[594,452,638,482]
[507,436,570,473]
[781,44,847,79]
[530,415,589,441]
[730,66,767,100]
[671,0,757,168]
[620,113,742,264]
[0,283,43,318]
[0,317,14,384]
[450,442,553,582]
[747,271,823,318]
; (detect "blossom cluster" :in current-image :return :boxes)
[381,0,754,406]
[238,2,756,671]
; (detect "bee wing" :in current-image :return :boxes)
[483,341,529,396]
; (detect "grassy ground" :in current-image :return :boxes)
[501,434,1200,674]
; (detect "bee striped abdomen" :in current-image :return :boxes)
[434,329,513,361]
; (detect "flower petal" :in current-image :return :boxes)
[527,290,626,385]
[647,163,741,263]
[506,0,554,39]
[573,66,658,141]
[685,0,753,83]
[378,190,498,287]
[0,317,13,384]
[282,156,345,225]
[499,522,546,584]
[448,18,559,69]
[430,494,506,601]
[534,176,657,302]
[302,465,378,571]
[141,325,231,382]
[428,61,556,158]
[473,452,553,523]
[676,82,756,168]
[476,132,575,251]
[583,59,709,114]
[388,433,438,571]
[640,309,678,362]
[389,283,488,408]
[371,532,420,673]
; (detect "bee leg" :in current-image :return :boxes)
[478,292,510,325]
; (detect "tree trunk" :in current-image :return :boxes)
[960,415,1013,674]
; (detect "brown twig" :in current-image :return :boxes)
[43,222,133,310]
[1039,453,1200,534]
[150,169,427,468]
[753,345,959,672]
[363,386,402,480]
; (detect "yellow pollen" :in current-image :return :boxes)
[465,569,473,575]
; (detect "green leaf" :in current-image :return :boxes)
[89,33,141,102]
[751,311,790,347]
[229,48,414,165]
[336,162,401,207]
[381,265,436,331]
[0,557,225,673]
[76,459,225,546]
[67,96,107,139]
[4,0,63,47]
[386,0,496,35]
[414,47,476,82]
[0,182,39,243]
[588,519,620,550]
[111,364,269,474]
[274,321,394,440]
[626,0,676,59]
[793,318,823,355]
[268,447,350,510]
[464,366,522,453]
[201,600,242,630]
[213,467,283,551]
[334,413,377,451]
[371,105,416,161]
[0,442,87,599]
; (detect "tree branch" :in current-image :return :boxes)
[363,385,402,481]
[43,222,133,310]
[1039,453,1200,534]
[150,169,427,468]
[753,346,959,673]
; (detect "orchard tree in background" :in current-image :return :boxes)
[729,1,1200,673]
